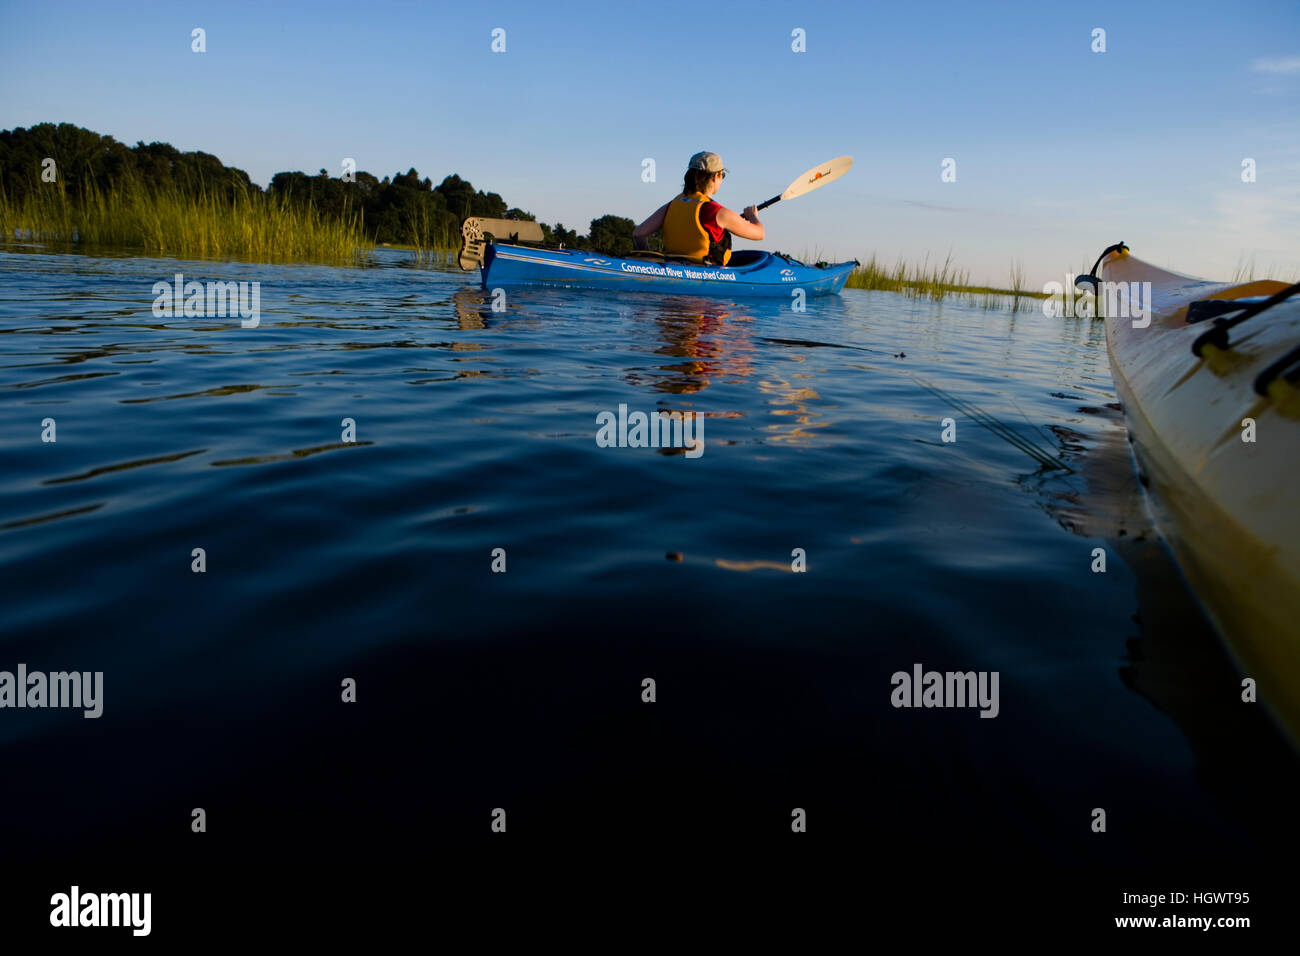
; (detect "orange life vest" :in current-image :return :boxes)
[662,191,732,265]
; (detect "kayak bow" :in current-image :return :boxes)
[1091,244,1300,742]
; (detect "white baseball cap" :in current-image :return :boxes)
[688,151,728,175]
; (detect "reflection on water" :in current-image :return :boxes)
[645,298,758,395]
[1042,406,1300,849]
[0,243,1294,867]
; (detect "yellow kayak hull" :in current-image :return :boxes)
[1101,249,1300,743]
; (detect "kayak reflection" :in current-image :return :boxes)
[451,287,492,330]
[633,296,758,395]
[454,285,846,448]
[624,296,840,447]
[1040,409,1300,846]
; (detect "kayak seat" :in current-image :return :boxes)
[459,216,545,270]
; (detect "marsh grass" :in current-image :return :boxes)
[1230,258,1300,284]
[915,376,1072,472]
[847,251,1049,312]
[396,201,463,264]
[0,179,372,263]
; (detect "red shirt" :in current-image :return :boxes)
[699,201,725,242]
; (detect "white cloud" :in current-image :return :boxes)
[1251,56,1300,74]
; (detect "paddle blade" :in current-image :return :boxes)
[781,156,853,202]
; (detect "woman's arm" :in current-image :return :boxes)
[716,205,764,242]
[633,202,671,249]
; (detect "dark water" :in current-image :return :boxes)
[2,246,1296,878]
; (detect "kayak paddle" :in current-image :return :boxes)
[755,156,853,211]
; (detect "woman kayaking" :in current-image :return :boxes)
[633,151,764,265]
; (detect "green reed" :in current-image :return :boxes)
[0,178,372,263]
[847,252,1049,311]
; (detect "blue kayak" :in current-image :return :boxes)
[479,242,858,297]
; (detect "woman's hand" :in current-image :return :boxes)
[718,205,764,242]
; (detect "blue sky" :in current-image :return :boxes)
[2,0,1298,285]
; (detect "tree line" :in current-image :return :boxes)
[0,123,641,254]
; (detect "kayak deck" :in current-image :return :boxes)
[480,242,857,297]
[1099,246,1300,742]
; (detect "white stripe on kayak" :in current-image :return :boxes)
[492,249,746,278]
